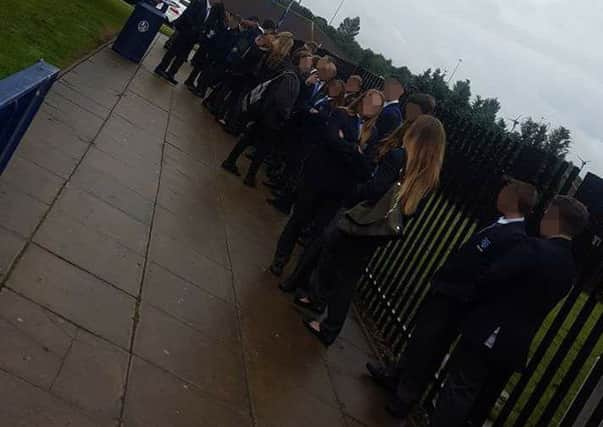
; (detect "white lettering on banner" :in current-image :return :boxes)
[138,20,150,33]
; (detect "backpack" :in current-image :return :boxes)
[241,71,296,116]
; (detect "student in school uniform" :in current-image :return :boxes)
[344,75,363,105]
[267,78,346,214]
[188,12,242,97]
[374,77,405,143]
[300,115,446,346]
[268,90,385,276]
[366,178,540,419]
[299,56,338,113]
[429,195,589,427]
[220,43,309,187]
[183,3,227,91]
[263,57,339,211]
[154,0,211,85]
[275,92,438,294]
[203,16,264,120]
[279,111,409,294]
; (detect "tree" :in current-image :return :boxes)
[520,118,549,149]
[471,96,501,126]
[337,17,361,40]
[413,68,451,103]
[496,118,507,131]
[546,126,572,158]
[450,80,472,107]
[507,119,573,157]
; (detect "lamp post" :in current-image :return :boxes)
[328,0,346,26]
[277,0,302,29]
[447,58,463,84]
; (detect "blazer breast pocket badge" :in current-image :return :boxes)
[477,237,492,253]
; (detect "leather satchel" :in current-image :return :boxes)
[337,182,405,237]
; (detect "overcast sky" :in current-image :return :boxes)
[300,0,603,177]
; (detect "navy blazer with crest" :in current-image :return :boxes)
[461,237,576,370]
[376,101,403,142]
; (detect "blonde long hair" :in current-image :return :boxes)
[342,89,385,147]
[265,32,294,69]
[397,115,446,215]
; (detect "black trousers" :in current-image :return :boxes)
[205,81,229,115]
[273,186,343,267]
[196,62,227,97]
[222,75,254,126]
[224,123,277,179]
[185,48,212,87]
[285,229,327,291]
[316,228,386,339]
[394,294,466,407]
[431,339,513,427]
[156,32,196,77]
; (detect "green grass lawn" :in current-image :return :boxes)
[0,0,133,79]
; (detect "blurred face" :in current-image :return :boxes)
[328,82,343,98]
[317,60,335,81]
[298,56,313,75]
[361,92,383,119]
[540,205,560,237]
[384,80,404,102]
[346,78,361,93]
[255,34,274,48]
[496,183,519,216]
[405,102,423,122]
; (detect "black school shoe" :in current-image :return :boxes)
[266,197,292,216]
[366,361,398,393]
[268,260,284,277]
[243,174,256,187]
[221,161,240,176]
[302,319,335,347]
[278,277,298,293]
[385,397,412,420]
[294,295,326,316]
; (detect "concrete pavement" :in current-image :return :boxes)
[0,35,396,427]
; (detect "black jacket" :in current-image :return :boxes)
[461,237,576,370]
[259,61,301,131]
[206,27,239,63]
[174,0,208,38]
[376,102,403,142]
[227,29,264,73]
[347,147,406,206]
[431,220,528,303]
[304,109,377,197]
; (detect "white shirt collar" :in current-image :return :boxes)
[497,216,525,225]
[205,0,211,20]
[383,100,399,108]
